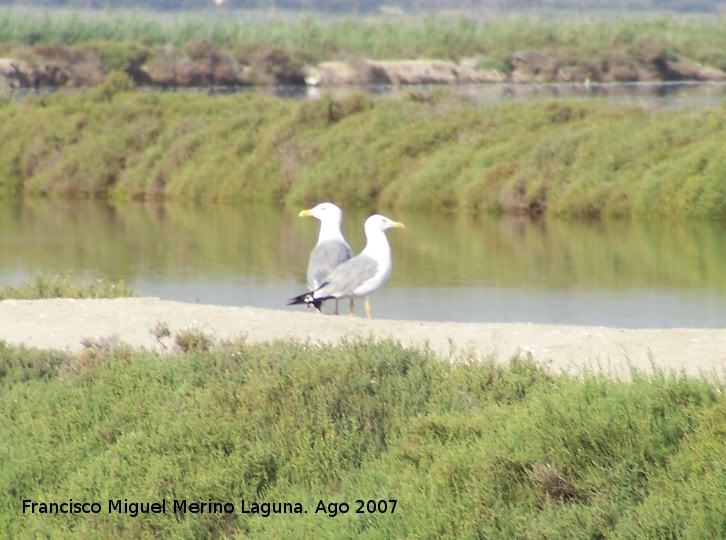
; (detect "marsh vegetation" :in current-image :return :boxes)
[2,12,726,537]
[1,12,726,88]
[1,86,725,218]
[2,338,725,537]
[0,271,135,300]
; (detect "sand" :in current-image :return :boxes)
[1,297,725,380]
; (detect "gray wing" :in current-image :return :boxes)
[307,239,353,289]
[315,254,378,298]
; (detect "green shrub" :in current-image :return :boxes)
[0,339,723,537]
[1,91,726,217]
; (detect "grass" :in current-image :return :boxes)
[1,10,726,73]
[0,271,136,300]
[1,12,726,89]
[2,89,726,217]
[0,337,725,538]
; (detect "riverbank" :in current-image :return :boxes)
[1,297,724,379]
[2,13,726,91]
[3,91,726,217]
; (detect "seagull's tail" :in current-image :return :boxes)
[287,291,325,311]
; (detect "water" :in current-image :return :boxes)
[176,81,726,112]
[2,199,725,328]
[297,81,726,111]
[14,81,726,111]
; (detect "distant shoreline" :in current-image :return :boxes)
[2,13,726,92]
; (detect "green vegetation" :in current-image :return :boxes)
[1,12,726,85]
[1,338,725,537]
[0,271,136,299]
[1,90,726,217]
[0,10,724,60]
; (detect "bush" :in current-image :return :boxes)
[0,339,723,537]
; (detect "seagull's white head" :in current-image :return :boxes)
[365,214,405,234]
[299,202,343,227]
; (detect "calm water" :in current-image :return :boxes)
[293,81,726,111]
[17,81,722,110]
[1,199,725,328]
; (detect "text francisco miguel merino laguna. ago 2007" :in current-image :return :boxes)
[23,498,398,517]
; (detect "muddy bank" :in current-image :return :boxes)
[2,41,725,92]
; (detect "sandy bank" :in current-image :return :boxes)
[1,297,724,380]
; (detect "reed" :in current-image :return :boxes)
[0,10,725,69]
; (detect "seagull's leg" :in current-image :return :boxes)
[365,298,372,319]
[334,299,340,315]
[349,298,355,317]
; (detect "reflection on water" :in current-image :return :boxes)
[299,81,726,111]
[16,81,723,111]
[1,199,725,327]
[215,81,726,111]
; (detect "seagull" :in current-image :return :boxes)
[298,202,353,314]
[288,214,405,319]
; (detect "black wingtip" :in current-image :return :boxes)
[288,292,328,312]
[287,292,312,306]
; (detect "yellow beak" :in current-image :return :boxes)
[392,222,405,229]
[299,209,314,218]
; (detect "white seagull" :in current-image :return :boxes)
[298,202,353,314]
[288,214,405,319]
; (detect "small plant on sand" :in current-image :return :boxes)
[150,320,172,349]
[174,327,215,353]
